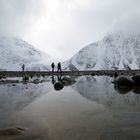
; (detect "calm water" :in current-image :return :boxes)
[0,76,140,140]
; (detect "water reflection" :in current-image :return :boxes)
[1,75,140,110]
[72,76,140,109]
[0,75,140,140]
[113,75,140,95]
[114,85,140,95]
[51,75,76,91]
[133,86,140,94]
[114,85,133,94]
[0,80,52,128]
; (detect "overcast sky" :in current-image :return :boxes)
[0,0,140,60]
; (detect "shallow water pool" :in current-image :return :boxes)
[0,75,140,140]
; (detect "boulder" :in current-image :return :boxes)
[131,75,140,85]
[114,76,134,87]
[54,82,64,91]
[114,85,133,94]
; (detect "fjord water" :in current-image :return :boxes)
[0,76,140,140]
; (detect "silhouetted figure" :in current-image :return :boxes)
[22,64,25,72]
[57,62,62,72]
[51,62,55,72]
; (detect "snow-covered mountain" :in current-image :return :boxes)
[65,33,140,70]
[0,36,53,71]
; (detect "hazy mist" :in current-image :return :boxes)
[0,0,140,60]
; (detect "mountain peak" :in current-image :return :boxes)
[65,32,140,70]
[0,36,53,71]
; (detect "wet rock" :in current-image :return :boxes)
[33,79,40,84]
[131,75,140,85]
[114,76,134,87]
[114,72,118,78]
[23,76,29,81]
[0,127,28,136]
[61,77,75,86]
[114,85,133,94]
[54,82,64,91]
[133,86,140,94]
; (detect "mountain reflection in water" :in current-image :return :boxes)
[72,76,140,107]
[0,75,140,140]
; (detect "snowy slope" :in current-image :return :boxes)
[65,33,140,70]
[0,36,53,71]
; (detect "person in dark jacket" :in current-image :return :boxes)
[22,64,25,72]
[57,62,62,72]
[51,62,55,72]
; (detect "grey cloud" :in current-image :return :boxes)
[0,0,140,60]
[0,0,46,36]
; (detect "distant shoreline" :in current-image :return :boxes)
[0,70,139,78]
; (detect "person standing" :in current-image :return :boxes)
[57,62,62,72]
[22,64,25,72]
[51,62,55,72]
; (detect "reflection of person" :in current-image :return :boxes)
[57,75,62,81]
[51,75,55,85]
[22,64,25,72]
[52,76,76,91]
[57,62,62,72]
[53,75,64,90]
[51,62,55,72]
